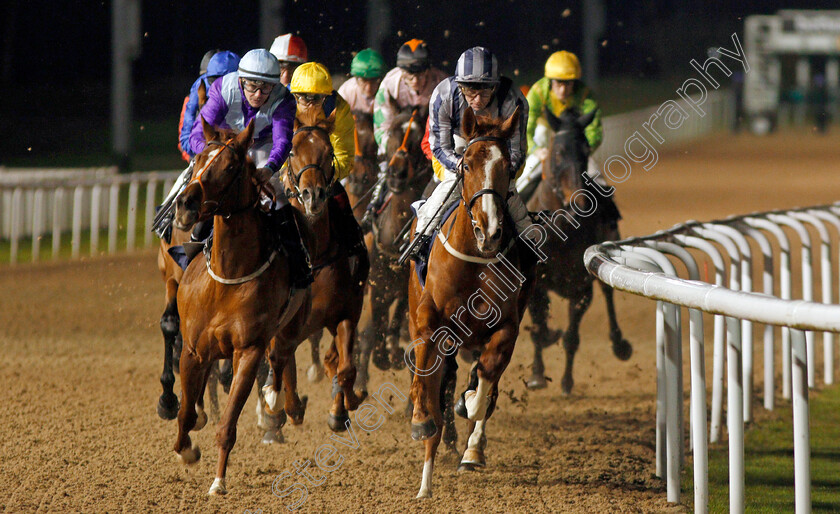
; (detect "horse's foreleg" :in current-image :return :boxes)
[282,351,308,425]
[306,330,325,383]
[173,346,205,465]
[211,344,263,495]
[465,326,517,421]
[528,283,562,348]
[370,292,392,371]
[206,362,220,423]
[257,358,285,445]
[157,286,180,420]
[459,384,497,471]
[561,288,593,395]
[599,280,633,361]
[355,322,374,393]
[410,350,444,499]
[329,319,366,433]
[440,354,458,455]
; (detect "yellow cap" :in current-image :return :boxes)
[544,51,581,80]
[290,62,333,95]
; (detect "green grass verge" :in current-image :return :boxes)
[683,385,840,512]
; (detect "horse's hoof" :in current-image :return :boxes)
[288,396,308,425]
[177,443,201,465]
[561,376,574,396]
[390,347,406,370]
[345,389,367,411]
[454,393,468,419]
[372,348,391,371]
[261,429,284,445]
[208,477,227,495]
[328,412,350,433]
[415,488,433,499]
[307,364,324,383]
[613,338,633,361]
[157,393,179,420]
[526,374,548,390]
[411,419,438,441]
[459,448,486,469]
[194,407,208,431]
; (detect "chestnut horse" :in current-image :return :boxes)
[407,106,537,498]
[301,110,379,386]
[171,120,309,495]
[357,103,431,391]
[263,109,369,433]
[524,107,632,393]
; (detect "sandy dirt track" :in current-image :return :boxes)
[1,129,839,513]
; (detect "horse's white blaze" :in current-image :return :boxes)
[481,146,503,237]
[262,383,281,414]
[208,477,227,495]
[464,377,491,420]
[194,148,221,181]
[416,459,434,499]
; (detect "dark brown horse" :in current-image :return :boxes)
[356,103,431,390]
[406,106,537,498]
[262,108,369,433]
[302,110,379,386]
[524,107,632,393]
[171,120,309,495]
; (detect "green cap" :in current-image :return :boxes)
[350,48,386,79]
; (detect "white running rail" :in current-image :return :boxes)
[585,203,840,514]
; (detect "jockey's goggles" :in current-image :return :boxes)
[241,80,274,95]
[294,93,327,105]
[459,84,496,99]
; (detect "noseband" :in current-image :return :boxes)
[460,136,510,224]
[284,125,336,200]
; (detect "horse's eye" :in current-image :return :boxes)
[463,163,469,172]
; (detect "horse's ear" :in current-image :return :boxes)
[235,119,255,150]
[322,108,337,134]
[197,80,208,109]
[461,106,478,140]
[544,106,562,132]
[499,105,521,140]
[578,108,599,129]
[387,93,400,116]
[202,116,220,142]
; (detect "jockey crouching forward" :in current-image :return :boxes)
[188,48,312,289]
[289,62,368,257]
[360,39,447,230]
[407,46,534,260]
[337,48,387,114]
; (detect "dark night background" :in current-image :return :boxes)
[1,0,838,169]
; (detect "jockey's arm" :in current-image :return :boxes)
[428,86,460,181]
[372,79,392,149]
[265,96,296,173]
[188,79,226,156]
[525,77,549,152]
[508,87,530,177]
[581,97,603,152]
[180,77,203,158]
[330,96,356,180]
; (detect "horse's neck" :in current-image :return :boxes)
[534,178,567,211]
[302,203,333,262]
[210,211,265,276]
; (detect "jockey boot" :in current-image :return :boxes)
[329,182,368,257]
[359,176,387,234]
[183,219,212,261]
[270,204,313,290]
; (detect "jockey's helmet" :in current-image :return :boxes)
[238,49,281,84]
[455,47,499,85]
[351,48,386,79]
[396,39,430,73]
[207,51,241,79]
[200,49,220,76]
[545,51,581,81]
[290,62,333,95]
[270,34,308,63]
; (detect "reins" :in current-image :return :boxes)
[188,139,260,219]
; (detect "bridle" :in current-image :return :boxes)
[544,128,588,199]
[386,108,432,191]
[460,136,510,225]
[187,139,258,219]
[284,125,336,200]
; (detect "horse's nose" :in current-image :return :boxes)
[315,186,327,203]
[487,225,502,243]
[473,226,485,244]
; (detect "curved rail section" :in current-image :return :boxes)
[585,203,840,514]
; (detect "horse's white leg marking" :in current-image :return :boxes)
[208,477,227,495]
[256,394,268,430]
[262,382,283,414]
[194,405,208,431]
[461,419,487,466]
[464,376,491,421]
[481,146,503,237]
[416,459,434,499]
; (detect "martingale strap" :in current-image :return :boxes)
[206,249,279,284]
